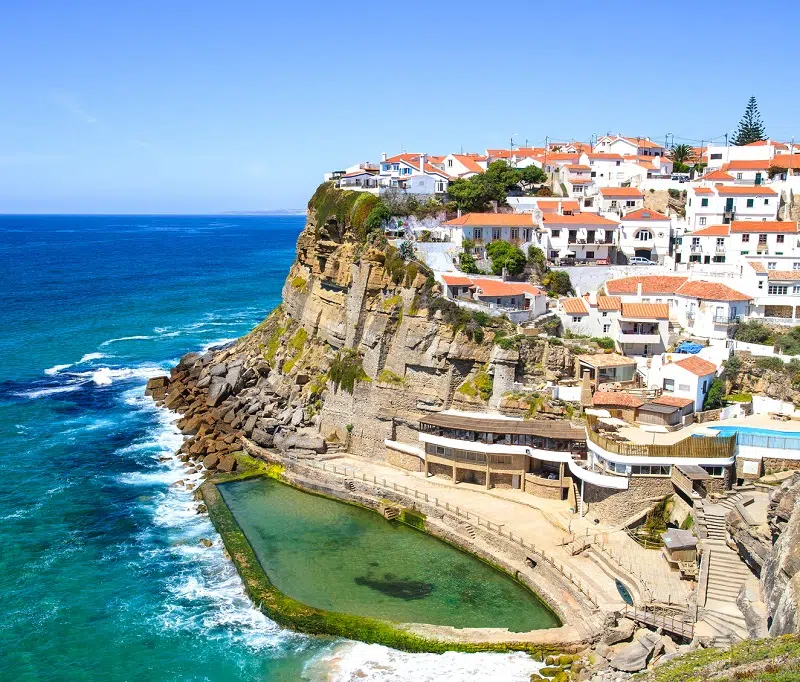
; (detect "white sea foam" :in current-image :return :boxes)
[305,641,545,682]
[70,364,167,386]
[18,384,82,399]
[44,363,73,376]
[100,335,153,346]
[78,352,106,363]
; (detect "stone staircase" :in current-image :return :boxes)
[697,540,752,642]
[382,505,400,521]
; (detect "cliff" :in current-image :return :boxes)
[147,184,585,469]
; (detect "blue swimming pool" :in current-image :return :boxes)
[707,426,800,450]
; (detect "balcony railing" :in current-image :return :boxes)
[712,314,741,325]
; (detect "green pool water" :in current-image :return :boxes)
[217,477,560,632]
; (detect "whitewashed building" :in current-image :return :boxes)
[597,187,645,216]
[685,184,778,229]
[440,275,547,322]
[676,220,799,266]
[618,208,672,264]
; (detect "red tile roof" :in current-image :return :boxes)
[598,187,644,197]
[747,261,767,274]
[385,153,422,164]
[767,271,800,281]
[730,221,799,233]
[702,169,734,181]
[724,159,771,170]
[715,185,777,196]
[620,302,669,319]
[651,395,695,408]
[597,296,622,310]
[693,186,715,194]
[621,208,670,221]
[441,275,475,287]
[562,297,589,314]
[592,391,645,408]
[536,200,580,212]
[471,278,542,297]
[441,213,534,227]
[541,213,619,226]
[674,355,717,377]
[676,280,751,302]
[690,224,730,236]
[606,276,689,295]
[451,154,485,174]
[769,154,800,169]
[586,153,625,160]
[567,164,591,171]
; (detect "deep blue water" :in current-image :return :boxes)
[0,215,544,682]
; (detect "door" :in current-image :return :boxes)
[725,197,734,211]
[755,172,762,185]
[634,248,652,260]
[512,475,521,490]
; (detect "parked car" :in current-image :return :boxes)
[629,257,656,266]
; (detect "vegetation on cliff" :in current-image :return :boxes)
[310,182,380,240]
[328,348,370,393]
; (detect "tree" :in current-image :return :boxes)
[485,240,526,276]
[447,161,521,212]
[732,96,767,146]
[459,252,479,274]
[734,320,773,345]
[669,144,695,166]
[527,245,547,278]
[365,201,392,231]
[703,377,725,410]
[542,270,573,296]
[518,164,547,193]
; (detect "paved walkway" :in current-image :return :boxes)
[333,454,693,611]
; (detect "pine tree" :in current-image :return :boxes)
[732,96,767,145]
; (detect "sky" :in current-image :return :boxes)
[1,0,799,213]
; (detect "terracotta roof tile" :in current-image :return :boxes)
[620,302,669,319]
[597,296,622,310]
[471,278,542,297]
[598,187,644,197]
[747,261,767,274]
[730,221,799,233]
[715,185,776,196]
[562,297,589,314]
[702,169,734,181]
[767,271,800,281]
[441,275,475,287]
[674,356,717,377]
[725,159,771,170]
[651,395,695,408]
[592,391,645,408]
[676,280,751,302]
[542,213,619,225]
[621,208,670,221]
[690,224,730,236]
[693,186,715,194]
[441,213,534,227]
[578,352,636,368]
[606,276,689,295]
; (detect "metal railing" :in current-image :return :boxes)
[712,314,741,324]
[283,453,600,607]
[622,604,694,639]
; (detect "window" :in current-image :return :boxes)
[631,465,672,476]
[492,228,500,240]
[711,153,723,160]
[436,181,445,192]
[746,198,754,208]
[447,159,453,167]
[794,286,800,295]
[510,228,519,240]
[572,316,582,323]
[551,229,560,238]
[702,466,725,478]
[758,280,763,289]
[769,285,789,295]
[610,200,618,208]
[625,200,636,207]
[777,234,785,243]
[741,250,749,255]
[765,199,770,205]
[741,234,750,242]
[736,172,743,180]
[590,171,596,177]
[794,263,800,270]
[550,250,558,258]
[474,228,482,240]
[615,160,621,166]
[768,261,776,270]
[663,378,675,391]
[636,230,652,241]
[602,311,608,317]
[586,251,595,259]
[759,234,767,244]
[701,198,709,207]
[699,217,707,226]
[603,324,610,333]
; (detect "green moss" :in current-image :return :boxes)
[382,294,402,311]
[202,476,562,656]
[328,348,370,393]
[265,323,288,364]
[281,327,308,373]
[291,276,308,291]
[309,183,380,240]
[377,369,405,385]
[457,367,493,401]
[725,392,753,403]
[399,509,426,531]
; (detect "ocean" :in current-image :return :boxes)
[0,214,543,681]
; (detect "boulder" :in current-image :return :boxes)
[295,373,310,385]
[145,376,169,396]
[251,428,274,448]
[196,376,211,389]
[199,538,213,548]
[290,408,304,426]
[164,390,185,410]
[207,377,232,407]
[225,365,244,392]
[288,433,326,454]
[180,415,204,436]
[609,631,661,672]
[217,455,237,473]
[603,617,636,645]
[258,417,280,431]
[202,453,220,470]
[243,415,258,436]
[247,402,263,415]
[210,363,228,377]
[178,352,201,369]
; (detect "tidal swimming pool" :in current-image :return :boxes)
[217,477,559,632]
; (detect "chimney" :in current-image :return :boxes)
[589,290,597,305]
[575,285,582,297]
[637,282,643,299]
[381,152,387,162]
[419,153,426,174]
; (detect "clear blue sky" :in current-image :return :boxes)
[1,0,798,213]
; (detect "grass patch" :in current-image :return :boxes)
[265,323,288,364]
[329,348,370,393]
[291,276,308,292]
[377,369,405,385]
[725,393,753,403]
[382,294,403,311]
[456,367,493,401]
[281,327,308,373]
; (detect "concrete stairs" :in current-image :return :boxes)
[463,523,477,539]
[697,540,752,642]
[382,506,400,521]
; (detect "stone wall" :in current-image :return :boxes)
[525,478,563,500]
[385,447,423,472]
[583,476,674,525]
[428,462,452,479]
[736,457,763,481]
[764,457,800,475]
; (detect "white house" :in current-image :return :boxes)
[653,355,719,412]
[337,168,379,192]
[538,212,619,262]
[685,184,778,229]
[744,261,800,324]
[581,152,627,187]
[440,213,536,252]
[560,164,595,198]
[702,139,789,170]
[618,208,672,264]
[672,280,752,340]
[677,220,799,266]
[721,159,771,185]
[376,153,452,195]
[594,135,667,158]
[597,187,645,216]
[440,153,487,178]
[441,275,547,322]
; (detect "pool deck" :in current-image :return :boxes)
[617,412,800,446]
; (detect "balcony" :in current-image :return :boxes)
[756,244,768,252]
[617,331,661,345]
[712,313,741,325]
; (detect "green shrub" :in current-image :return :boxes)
[377,369,405,385]
[291,276,308,291]
[485,240,526,276]
[542,270,573,296]
[734,320,774,345]
[591,337,615,350]
[404,263,418,286]
[703,377,725,410]
[328,348,370,393]
[756,356,785,372]
[364,200,392,232]
[459,252,479,273]
[776,326,800,355]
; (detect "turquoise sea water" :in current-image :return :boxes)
[0,215,545,682]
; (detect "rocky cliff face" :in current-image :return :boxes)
[147,184,582,473]
[761,473,800,636]
[725,354,800,406]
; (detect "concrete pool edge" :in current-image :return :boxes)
[201,455,588,654]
